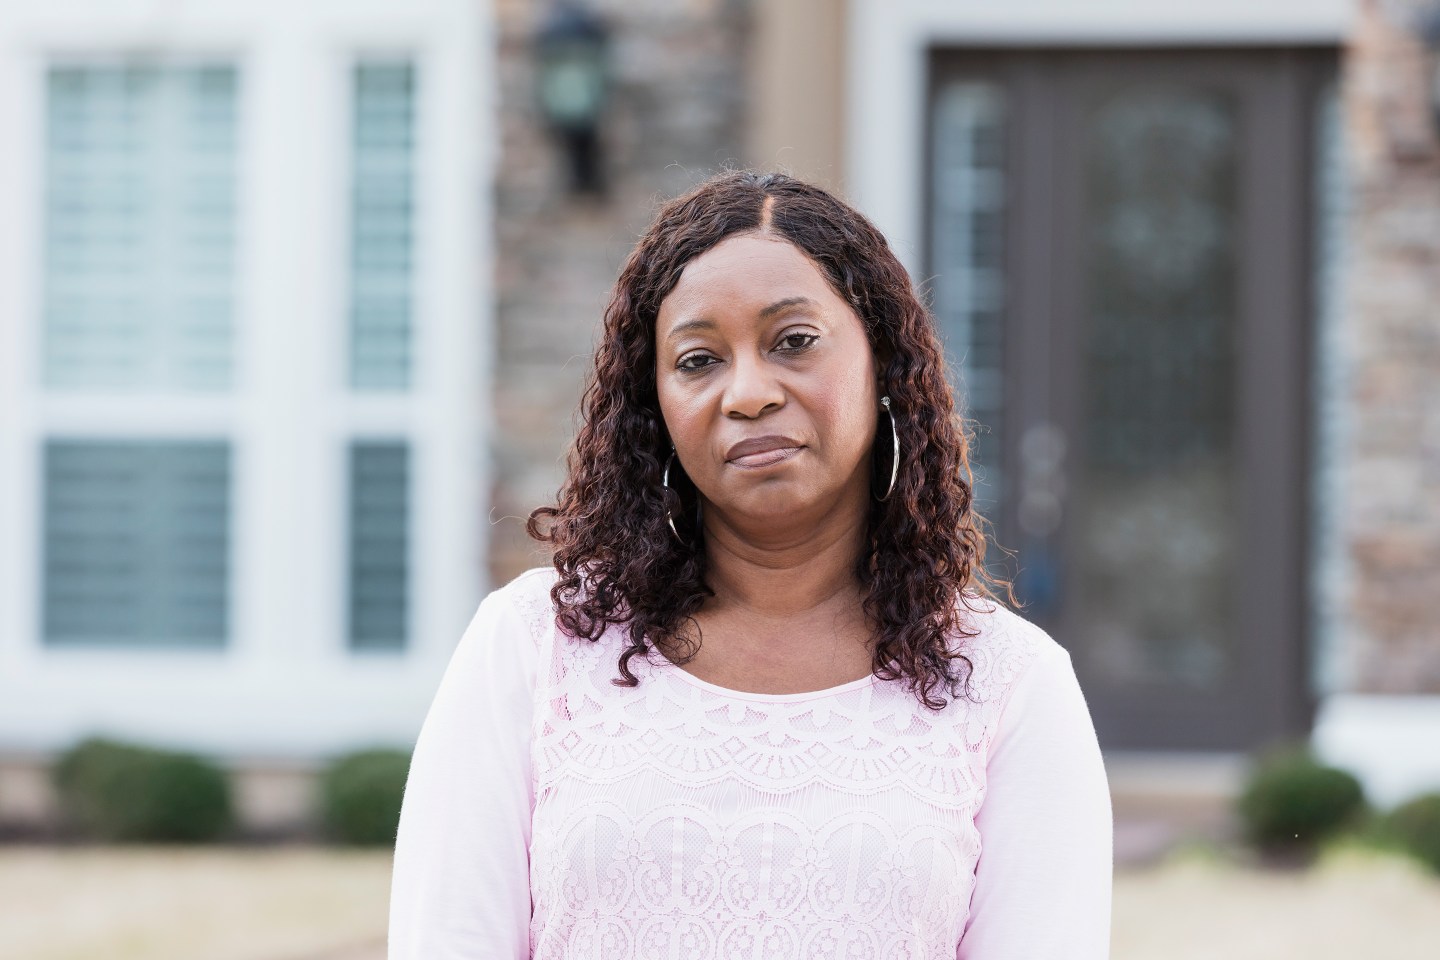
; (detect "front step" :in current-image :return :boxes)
[1105,752,1248,866]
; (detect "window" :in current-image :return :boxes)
[36,56,422,654]
[345,58,418,650]
[44,63,237,391]
[3,3,487,761]
[349,61,416,391]
[43,439,230,648]
[347,440,411,651]
[40,62,237,649]
[930,80,1007,520]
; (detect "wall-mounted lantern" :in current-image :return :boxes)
[535,2,610,195]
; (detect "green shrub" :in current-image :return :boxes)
[52,736,233,843]
[1382,792,1440,875]
[319,748,411,846]
[1236,743,1366,852]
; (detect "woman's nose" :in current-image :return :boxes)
[721,354,785,419]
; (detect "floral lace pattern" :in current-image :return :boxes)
[502,568,1043,959]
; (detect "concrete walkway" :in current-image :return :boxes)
[3,836,1438,959]
[0,846,391,960]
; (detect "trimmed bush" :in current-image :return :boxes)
[319,748,412,846]
[1383,792,1440,875]
[1236,744,1366,852]
[52,736,233,842]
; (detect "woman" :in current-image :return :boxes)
[388,171,1112,958]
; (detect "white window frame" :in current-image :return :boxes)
[0,0,495,761]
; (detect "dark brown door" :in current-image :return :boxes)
[926,49,1335,751]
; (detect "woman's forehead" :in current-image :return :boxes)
[657,234,842,328]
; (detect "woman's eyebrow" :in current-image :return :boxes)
[665,318,717,342]
[659,300,817,345]
[758,296,817,319]
[664,297,821,343]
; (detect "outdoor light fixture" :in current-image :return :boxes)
[535,2,610,195]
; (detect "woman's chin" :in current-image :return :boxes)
[712,489,835,535]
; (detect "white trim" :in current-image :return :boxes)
[0,0,493,761]
[1312,696,1440,809]
[844,0,1354,276]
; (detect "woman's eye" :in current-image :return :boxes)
[778,333,819,352]
[677,353,716,372]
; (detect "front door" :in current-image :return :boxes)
[926,49,1335,751]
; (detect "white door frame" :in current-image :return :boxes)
[843,0,1354,277]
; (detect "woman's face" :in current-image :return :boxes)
[654,232,880,534]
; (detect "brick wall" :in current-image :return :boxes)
[488,0,751,585]
[1342,0,1440,692]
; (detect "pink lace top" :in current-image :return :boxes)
[388,567,1113,959]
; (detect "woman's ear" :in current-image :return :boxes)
[649,408,671,450]
[872,343,894,394]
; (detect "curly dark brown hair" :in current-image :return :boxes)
[527,170,1017,711]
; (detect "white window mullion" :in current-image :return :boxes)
[235,39,345,676]
[409,30,489,664]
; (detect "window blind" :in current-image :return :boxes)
[43,64,237,391]
[348,441,410,650]
[349,61,416,391]
[43,439,231,648]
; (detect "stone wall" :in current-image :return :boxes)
[1342,0,1440,692]
[488,0,751,584]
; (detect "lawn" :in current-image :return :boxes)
[1,840,1438,959]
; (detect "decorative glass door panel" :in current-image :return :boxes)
[928,50,1333,750]
[1073,88,1240,692]
[929,81,1011,584]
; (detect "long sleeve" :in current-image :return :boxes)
[957,637,1113,959]
[388,586,539,960]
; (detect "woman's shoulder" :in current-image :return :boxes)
[948,588,1068,707]
[493,564,561,600]
[484,565,561,648]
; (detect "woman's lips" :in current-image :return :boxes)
[724,434,805,469]
[727,446,803,469]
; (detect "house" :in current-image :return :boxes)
[2,0,1436,833]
